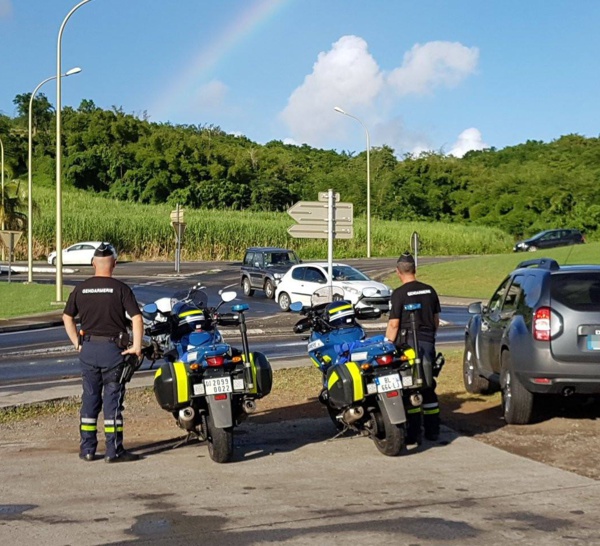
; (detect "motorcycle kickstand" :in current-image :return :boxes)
[172,431,201,449]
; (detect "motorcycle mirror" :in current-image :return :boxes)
[220,291,237,303]
[142,302,158,314]
[290,302,304,313]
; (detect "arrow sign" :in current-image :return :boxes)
[288,224,354,239]
[287,201,353,225]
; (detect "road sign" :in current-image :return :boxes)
[0,230,22,250]
[287,201,353,225]
[170,208,185,224]
[318,191,340,202]
[287,224,353,239]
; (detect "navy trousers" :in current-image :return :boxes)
[405,340,440,442]
[79,341,125,459]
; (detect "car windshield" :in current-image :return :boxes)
[266,251,299,266]
[332,266,369,282]
[551,272,600,311]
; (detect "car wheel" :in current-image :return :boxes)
[500,350,535,424]
[264,279,275,299]
[278,292,291,312]
[242,277,254,297]
[463,338,491,394]
[527,246,538,252]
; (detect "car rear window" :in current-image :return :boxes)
[551,272,600,311]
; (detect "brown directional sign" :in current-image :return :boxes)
[287,201,353,225]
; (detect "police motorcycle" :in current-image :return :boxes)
[139,284,272,463]
[291,287,424,456]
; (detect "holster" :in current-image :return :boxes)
[116,331,130,350]
[119,354,141,384]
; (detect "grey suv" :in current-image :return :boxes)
[463,258,600,424]
[241,247,300,299]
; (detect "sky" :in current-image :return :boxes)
[1,0,600,158]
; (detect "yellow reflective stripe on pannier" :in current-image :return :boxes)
[248,353,257,394]
[155,368,162,378]
[328,303,353,315]
[173,361,189,404]
[346,362,364,401]
[327,370,340,390]
[178,310,203,318]
[80,425,97,431]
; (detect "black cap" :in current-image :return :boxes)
[93,242,117,259]
[397,252,415,264]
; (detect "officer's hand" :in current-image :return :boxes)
[122,346,142,358]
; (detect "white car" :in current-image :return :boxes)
[275,262,392,312]
[47,241,106,266]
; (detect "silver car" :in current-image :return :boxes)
[463,258,600,424]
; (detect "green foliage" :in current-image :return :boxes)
[1,97,599,247]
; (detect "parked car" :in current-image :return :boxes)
[275,262,392,313]
[240,247,301,299]
[513,228,585,252]
[463,257,600,424]
[47,241,107,266]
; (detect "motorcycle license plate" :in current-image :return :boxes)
[375,373,402,393]
[204,377,232,395]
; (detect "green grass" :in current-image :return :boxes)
[385,243,600,299]
[0,283,72,319]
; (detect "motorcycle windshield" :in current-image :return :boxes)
[311,286,345,307]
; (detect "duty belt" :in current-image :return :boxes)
[83,334,119,343]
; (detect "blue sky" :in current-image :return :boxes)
[1,0,599,157]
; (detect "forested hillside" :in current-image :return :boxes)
[1,95,599,239]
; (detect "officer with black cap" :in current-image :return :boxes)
[63,242,143,463]
[385,251,441,444]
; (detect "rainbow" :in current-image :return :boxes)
[152,0,290,122]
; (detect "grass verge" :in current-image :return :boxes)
[0,283,72,319]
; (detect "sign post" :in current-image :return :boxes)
[411,231,420,268]
[0,230,22,283]
[170,205,186,273]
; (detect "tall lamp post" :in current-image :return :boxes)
[0,136,4,231]
[334,106,371,258]
[55,0,92,303]
[28,67,82,283]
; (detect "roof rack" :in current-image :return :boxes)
[516,258,560,271]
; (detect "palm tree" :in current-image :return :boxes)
[0,179,27,231]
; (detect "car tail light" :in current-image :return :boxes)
[533,307,562,341]
[206,356,225,367]
[375,354,394,366]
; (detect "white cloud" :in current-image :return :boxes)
[387,41,479,96]
[280,35,383,146]
[279,35,479,150]
[448,128,488,157]
[193,80,228,110]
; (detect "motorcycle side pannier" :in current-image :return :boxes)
[326,361,365,409]
[249,351,273,397]
[154,361,190,411]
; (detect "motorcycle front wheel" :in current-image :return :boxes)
[205,412,234,463]
[372,408,405,456]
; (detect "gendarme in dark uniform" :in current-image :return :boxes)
[386,252,441,444]
[62,243,143,463]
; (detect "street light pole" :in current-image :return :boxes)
[334,106,371,258]
[55,0,92,303]
[0,136,4,231]
[28,67,81,283]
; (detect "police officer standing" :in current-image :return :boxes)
[385,252,441,444]
[62,243,143,463]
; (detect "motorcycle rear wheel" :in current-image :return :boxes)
[206,412,234,463]
[372,408,405,456]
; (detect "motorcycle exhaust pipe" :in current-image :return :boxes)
[243,399,257,414]
[343,406,364,424]
[410,393,423,406]
[178,407,196,431]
